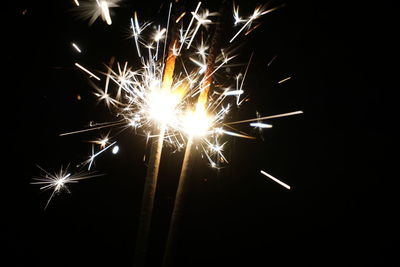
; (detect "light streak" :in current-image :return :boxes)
[75,63,101,81]
[72,42,82,53]
[73,0,80,7]
[278,76,291,84]
[175,12,186,23]
[178,1,202,54]
[260,170,291,190]
[59,121,125,136]
[75,0,120,25]
[250,122,272,128]
[267,55,278,67]
[98,0,112,25]
[223,89,244,96]
[230,4,284,43]
[226,111,304,125]
[85,141,117,170]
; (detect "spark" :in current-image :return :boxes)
[162,2,173,64]
[72,42,82,53]
[230,4,285,43]
[226,111,304,125]
[187,9,216,49]
[84,141,117,170]
[250,122,272,128]
[278,76,292,84]
[112,145,119,154]
[31,165,102,209]
[178,1,202,54]
[223,89,244,96]
[75,63,101,81]
[267,55,278,67]
[176,12,186,23]
[233,2,246,25]
[154,28,166,42]
[59,121,125,136]
[90,133,110,149]
[98,0,112,25]
[73,0,80,7]
[260,170,291,190]
[75,0,120,26]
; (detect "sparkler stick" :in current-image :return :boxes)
[134,124,166,267]
[134,18,180,267]
[162,136,194,267]
[162,2,228,266]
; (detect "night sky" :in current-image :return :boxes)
[3,0,397,266]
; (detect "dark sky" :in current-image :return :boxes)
[3,0,397,266]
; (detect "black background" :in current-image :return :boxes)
[3,0,397,266]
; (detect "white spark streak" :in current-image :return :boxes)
[230,4,284,43]
[260,170,291,189]
[75,63,101,81]
[72,42,82,53]
[178,1,202,54]
[250,122,272,128]
[99,0,112,25]
[278,76,291,84]
[223,90,244,96]
[86,141,117,170]
[226,111,303,125]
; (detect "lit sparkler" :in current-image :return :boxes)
[35,1,303,265]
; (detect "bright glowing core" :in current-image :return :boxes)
[182,109,212,137]
[148,91,180,124]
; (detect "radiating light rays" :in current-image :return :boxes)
[130,12,151,58]
[62,1,302,174]
[97,0,112,25]
[230,3,285,43]
[31,165,102,209]
[82,141,117,170]
[177,1,202,55]
[186,8,217,49]
[73,0,121,26]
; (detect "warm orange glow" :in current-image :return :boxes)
[161,40,178,92]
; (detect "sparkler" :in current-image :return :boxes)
[34,0,304,265]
